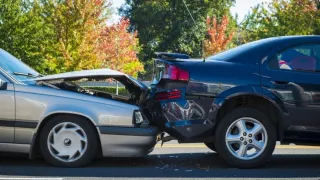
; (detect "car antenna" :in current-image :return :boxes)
[181,0,206,62]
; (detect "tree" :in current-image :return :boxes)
[98,18,144,78]
[42,0,112,74]
[0,0,113,75]
[0,0,56,73]
[204,15,234,56]
[120,0,236,79]
[242,0,319,42]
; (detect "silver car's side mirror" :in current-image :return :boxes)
[0,79,7,90]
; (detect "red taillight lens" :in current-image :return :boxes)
[163,64,189,81]
[154,90,182,101]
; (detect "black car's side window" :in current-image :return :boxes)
[269,44,320,72]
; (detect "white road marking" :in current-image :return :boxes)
[155,144,320,149]
[0,178,63,180]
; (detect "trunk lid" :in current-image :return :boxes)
[152,52,204,83]
[148,53,215,140]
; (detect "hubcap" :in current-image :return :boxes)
[64,138,71,146]
[225,117,267,160]
[47,122,88,163]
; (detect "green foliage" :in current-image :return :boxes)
[0,0,109,75]
[0,0,146,77]
[241,0,320,42]
[41,0,112,74]
[120,0,236,79]
[98,18,144,78]
[0,0,57,74]
[0,0,236,78]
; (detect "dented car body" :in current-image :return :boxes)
[148,36,320,168]
[0,49,158,167]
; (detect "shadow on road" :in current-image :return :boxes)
[0,153,320,178]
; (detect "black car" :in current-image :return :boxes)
[147,35,320,168]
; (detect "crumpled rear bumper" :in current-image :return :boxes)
[98,126,160,157]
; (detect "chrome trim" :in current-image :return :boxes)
[0,66,22,84]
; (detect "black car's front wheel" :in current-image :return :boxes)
[214,108,276,168]
[40,115,99,167]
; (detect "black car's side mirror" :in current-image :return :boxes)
[0,79,8,90]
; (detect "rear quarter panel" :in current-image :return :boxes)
[150,60,262,141]
[181,60,261,97]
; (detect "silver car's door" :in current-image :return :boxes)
[0,73,15,142]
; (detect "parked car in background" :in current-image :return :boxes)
[147,35,320,168]
[0,49,159,167]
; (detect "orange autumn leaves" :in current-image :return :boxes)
[204,15,234,56]
[49,0,144,77]
[99,18,144,78]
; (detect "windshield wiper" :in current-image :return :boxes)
[13,72,43,78]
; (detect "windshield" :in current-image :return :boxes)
[0,49,40,82]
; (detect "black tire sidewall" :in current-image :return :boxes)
[40,115,99,167]
[204,142,216,152]
[214,108,276,168]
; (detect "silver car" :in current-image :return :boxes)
[0,49,159,167]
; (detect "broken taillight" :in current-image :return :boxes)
[154,90,182,101]
[163,64,189,81]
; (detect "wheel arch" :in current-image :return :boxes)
[214,93,286,141]
[29,112,102,159]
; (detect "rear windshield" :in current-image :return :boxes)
[207,38,276,61]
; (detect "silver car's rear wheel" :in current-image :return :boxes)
[40,115,98,167]
[47,122,88,163]
[225,118,267,160]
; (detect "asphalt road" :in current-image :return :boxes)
[1,141,320,180]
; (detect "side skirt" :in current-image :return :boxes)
[0,143,30,154]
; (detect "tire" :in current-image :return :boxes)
[204,142,216,152]
[214,107,276,168]
[40,115,99,167]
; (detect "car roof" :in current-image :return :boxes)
[207,35,320,64]
[263,35,320,43]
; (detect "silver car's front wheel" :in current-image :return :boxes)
[40,115,98,167]
[47,122,88,163]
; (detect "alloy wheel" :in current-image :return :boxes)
[225,117,267,160]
